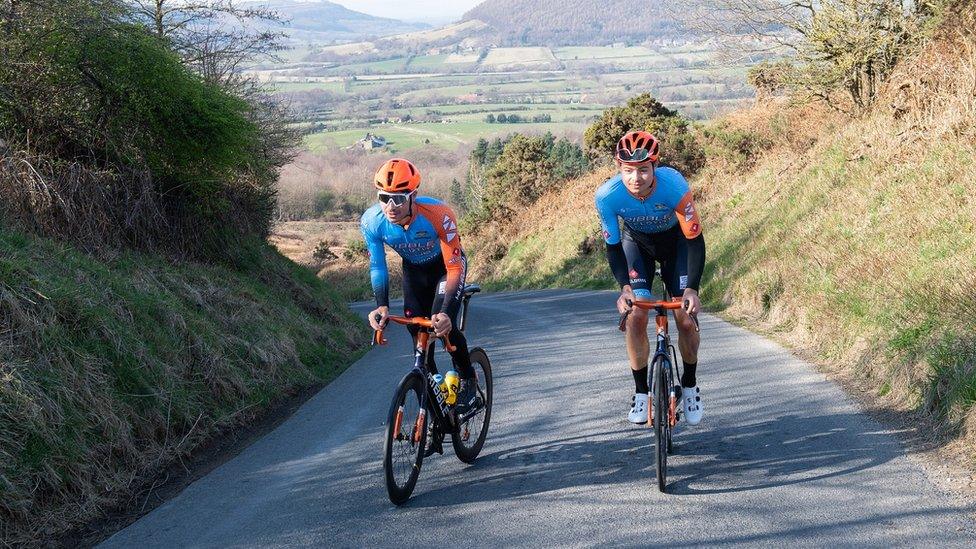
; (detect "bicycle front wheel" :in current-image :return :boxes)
[652,355,669,492]
[451,347,493,463]
[383,372,427,505]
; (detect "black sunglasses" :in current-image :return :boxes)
[378,191,412,207]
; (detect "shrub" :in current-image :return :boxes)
[583,93,706,176]
[0,1,293,257]
[481,134,555,218]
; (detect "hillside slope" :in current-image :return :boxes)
[462,0,684,46]
[249,0,428,44]
[465,8,976,448]
[0,230,367,544]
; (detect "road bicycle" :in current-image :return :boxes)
[375,285,492,504]
[619,295,699,492]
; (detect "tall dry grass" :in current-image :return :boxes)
[0,150,169,251]
[693,6,976,445]
[276,147,471,221]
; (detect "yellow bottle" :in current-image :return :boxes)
[444,370,459,406]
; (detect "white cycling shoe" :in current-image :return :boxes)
[682,386,703,426]
[628,393,649,424]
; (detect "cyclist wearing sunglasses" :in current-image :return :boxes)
[594,131,706,426]
[361,158,477,409]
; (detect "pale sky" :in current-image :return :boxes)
[331,0,484,24]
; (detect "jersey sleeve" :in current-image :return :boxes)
[594,186,629,286]
[674,191,702,239]
[595,188,622,245]
[360,214,390,308]
[423,203,466,314]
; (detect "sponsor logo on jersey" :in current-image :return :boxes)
[654,203,669,211]
[414,230,430,238]
[452,247,460,256]
[629,269,639,279]
[683,202,696,222]
[679,275,688,290]
[442,215,457,232]
[437,281,446,294]
[691,222,700,234]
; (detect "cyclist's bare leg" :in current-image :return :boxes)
[673,308,699,364]
[625,306,651,371]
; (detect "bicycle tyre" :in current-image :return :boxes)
[451,347,493,463]
[383,372,427,505]
[652,355,668,492]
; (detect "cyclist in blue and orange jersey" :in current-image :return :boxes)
[361,158,476,408]
[595,131,706,426]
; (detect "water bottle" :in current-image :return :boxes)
[433,374,448,403]
[444,370,459,405]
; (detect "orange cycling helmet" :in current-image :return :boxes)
[373,158,421,193]
[615,130,660,164]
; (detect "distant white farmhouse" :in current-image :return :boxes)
[355,132,387,150]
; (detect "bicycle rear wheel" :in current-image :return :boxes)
[383,372,427,505]
[652,355,669,492]
[451,347,493,463]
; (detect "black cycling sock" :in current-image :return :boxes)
[633,366,649,394]
[681,361,697,388]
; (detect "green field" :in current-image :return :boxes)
[305,120,588,152]
[553,46,656,60]
[327,56,410,75]
[270,81,346,93]
[258,43,756,154]
[406,54,452,69]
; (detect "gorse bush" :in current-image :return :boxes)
[0,0,293,257]
[464,133,589,223]
[583,93,705,176]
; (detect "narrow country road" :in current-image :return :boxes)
[103,290,975,547]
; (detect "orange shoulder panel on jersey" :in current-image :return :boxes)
[415,201,465,272]
[675,191,703,239]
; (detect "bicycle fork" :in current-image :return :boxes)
[650,317,680,428]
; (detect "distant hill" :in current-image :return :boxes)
[248,0,429,44]
[462,0,686,46]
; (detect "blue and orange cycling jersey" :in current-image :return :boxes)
[594,166,702,245]
[594,166,705,292]
[360,196,466,311]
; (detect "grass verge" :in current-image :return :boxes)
[0,228,368,544]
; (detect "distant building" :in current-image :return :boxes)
[456,92,483,104]
[356,133,386,150]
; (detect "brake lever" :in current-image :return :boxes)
[372,313,388,345]
[618,298,633,332]
[682,300,701,333]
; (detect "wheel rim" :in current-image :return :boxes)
[655,361,668,490]
[390,387,423,489]
[455,359,489,451]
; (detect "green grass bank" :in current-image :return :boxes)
[0,228,367,543]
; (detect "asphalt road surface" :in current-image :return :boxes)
[103,290,975,547]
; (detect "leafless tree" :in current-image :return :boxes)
[688,0,940,114]
[128,0,286,91]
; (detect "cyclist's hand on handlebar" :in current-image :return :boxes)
[368,306,389,331]
[431,312,452,338]
[681,288,701,316]
[617,285,635,315]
